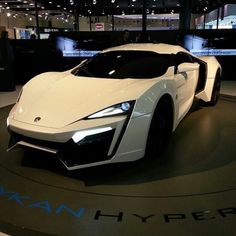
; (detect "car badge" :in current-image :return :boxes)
[34,117,41,122]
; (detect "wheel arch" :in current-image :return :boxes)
[151,93,175,132]
[145,93,175,159]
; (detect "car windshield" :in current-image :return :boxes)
[71,50,172,79]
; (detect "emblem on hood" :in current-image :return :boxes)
[34,117,41,122]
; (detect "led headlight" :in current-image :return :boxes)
[6,117,10,127]
[72,127,112,143]
[88,101,134,119]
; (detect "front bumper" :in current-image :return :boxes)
[9,129,116,168]
[8,115,129,170]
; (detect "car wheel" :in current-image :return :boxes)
[206,69,221,106]
[145,96,173,159]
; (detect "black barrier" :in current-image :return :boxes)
[4,29,236,86]
[0,31,15,91]
[11,39,64,85]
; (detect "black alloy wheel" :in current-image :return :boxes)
[145,97,173,159]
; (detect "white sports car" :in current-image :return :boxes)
[7,43,221,170]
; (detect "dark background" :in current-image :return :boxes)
[11,29,236,85]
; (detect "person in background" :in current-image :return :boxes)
[135,32,151,43]
[30,34,37,40]
[0,30,15,91]
[115,30,132,46]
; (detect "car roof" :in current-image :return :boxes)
[103,43,189,55]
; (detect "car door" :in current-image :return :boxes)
[174,52,199,121]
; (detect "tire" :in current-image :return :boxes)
[145,96,173,159]
[205,70,221,106]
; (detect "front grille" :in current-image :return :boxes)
[59,130,115,167]
[10,130,115,167]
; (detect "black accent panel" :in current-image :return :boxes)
[9,130,115,167]
[193,57,207,94]
[59,130,115,167]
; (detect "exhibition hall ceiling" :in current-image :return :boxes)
[0,0,233,16]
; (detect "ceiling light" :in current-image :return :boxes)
[7,12,11,17]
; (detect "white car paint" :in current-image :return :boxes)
[7,43,221,170]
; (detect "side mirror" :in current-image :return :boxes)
[178,62,199,73]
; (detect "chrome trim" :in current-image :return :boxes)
[7,141,58,154]
[7,143,19,152]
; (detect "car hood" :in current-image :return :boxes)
[12,72,159,129]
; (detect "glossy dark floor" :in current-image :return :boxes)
[0,97,236,236]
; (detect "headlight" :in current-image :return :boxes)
[72,127,112,143]
[87,101,135,119]
[6,117,10,127]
